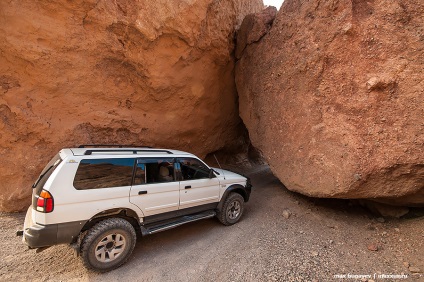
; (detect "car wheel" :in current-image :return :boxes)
[81,218,136,272]
[218,192,245,226]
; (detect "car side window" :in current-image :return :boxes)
[133,163,146,185]
[135,158,175,184]
[73,158,135,190]
[179,158,211,180]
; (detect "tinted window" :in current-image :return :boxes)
[74,158,135,190]
[179,158,211,180]
[134,158,175,184]
[133,163,146,185]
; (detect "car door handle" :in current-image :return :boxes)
[185,185,191,189]
[138,191,147,195]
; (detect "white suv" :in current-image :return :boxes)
[20,146,252,272]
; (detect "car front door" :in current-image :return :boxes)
[177,158,220,210]
[129,158,180,216]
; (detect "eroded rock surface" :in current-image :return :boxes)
[236,0,424,206]
[0,0,263,211]
[235,6,277,59]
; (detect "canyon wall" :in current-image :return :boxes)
[236,0,424,206]
[0,0,263,212]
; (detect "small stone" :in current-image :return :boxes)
[403,262,410,267]
[367,77,379,90]
[394,228,400,233]
[376,217,385,223]
[311,251,318,257]
[367,243,379,251]
[354,173,362,181]
[300,230,304,234]
[409,266,421,273]
[329,240,334,244]
[342,23,352,33]
[282,209,291,219]
[382,231,387,236]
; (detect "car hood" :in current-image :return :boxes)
[212,168,247,183]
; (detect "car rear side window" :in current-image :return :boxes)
[134,158,175,184]
[73,158,135,190]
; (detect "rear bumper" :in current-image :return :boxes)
[22,207,86,248]
[23,222,59,248]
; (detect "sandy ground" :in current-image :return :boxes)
[1,165,423,281]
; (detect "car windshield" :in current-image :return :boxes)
[32,153,62,192]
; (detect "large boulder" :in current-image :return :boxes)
[236,0,424,206]
[0,0,263,212]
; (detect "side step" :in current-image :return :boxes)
[140,210,216,236]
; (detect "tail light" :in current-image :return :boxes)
[36,190,54,213]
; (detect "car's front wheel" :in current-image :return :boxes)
[81,218,136,272]
[218,192,245,226]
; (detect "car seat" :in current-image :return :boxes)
[158,166,173,182]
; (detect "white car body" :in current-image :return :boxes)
[23,146,252,254]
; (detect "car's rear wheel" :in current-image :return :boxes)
[218,192,245,226]
[81,218,136,272]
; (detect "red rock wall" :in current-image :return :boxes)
[236,0,424,206]
[0,0,263,212]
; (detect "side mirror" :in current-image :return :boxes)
[209,169,215,178]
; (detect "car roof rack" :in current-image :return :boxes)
[78,144,153,148]
[83,149,173,155]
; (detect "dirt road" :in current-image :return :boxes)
[1,166,423,281]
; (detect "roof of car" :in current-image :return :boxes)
[64,147,194,157]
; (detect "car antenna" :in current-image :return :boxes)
[213,154,225,180]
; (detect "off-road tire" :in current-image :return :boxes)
[81,218,136,272]
[218,192,245,226]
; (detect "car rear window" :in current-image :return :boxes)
[73,158,135,190]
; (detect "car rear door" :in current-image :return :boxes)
[129,158,180,216]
